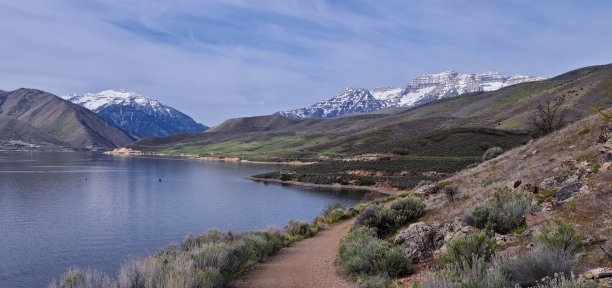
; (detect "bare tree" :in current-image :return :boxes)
[528,96,567,137]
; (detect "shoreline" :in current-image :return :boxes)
[248,176,401,195]
[105,148,318,166]
[197,156,317,166]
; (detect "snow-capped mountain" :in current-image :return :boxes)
[64,89,207,138]
[281,71,545,119]
[281,88,386,119]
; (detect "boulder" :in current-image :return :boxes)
[552,182,584,206]
[413,183,439,196]
[394,219,464,263]
[394,222,440,263]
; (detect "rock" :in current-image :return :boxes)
[553,182,584,205]
[513,179,522,188]
[494,233,517,246]
[413,183,439,195]
[394,222,441,263]
[583,267,612,287]
[540,176,568,190]
[542,202,555,211]
[599,162,611,173]
[395,219,464,263]
[532,149,538,155]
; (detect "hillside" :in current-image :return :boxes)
[132,64,612,161]
[65,89,207,138]
[388,111,612,286]
[0,115,71,150]
[0,88,134,149]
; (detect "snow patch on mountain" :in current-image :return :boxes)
[281,71,545,119]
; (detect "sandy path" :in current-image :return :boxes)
[234,219,356,288]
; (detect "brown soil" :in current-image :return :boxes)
[234,219,357,288]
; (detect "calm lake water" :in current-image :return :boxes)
[0,152,369,288]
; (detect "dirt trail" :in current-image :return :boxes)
[234,219,356,288]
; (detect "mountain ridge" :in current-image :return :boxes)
[281,71,545,119]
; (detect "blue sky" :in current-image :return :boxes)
[0,0,611,125]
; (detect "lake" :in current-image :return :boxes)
[0,152,369,288]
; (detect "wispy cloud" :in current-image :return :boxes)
[0,0,610,125]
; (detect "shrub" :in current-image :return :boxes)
[280,173,295,181]
[464,188,532,234]
[117,257,163,288]
[321,202,345,218]
[493,246,577,287]
[339,227,412,277]
[443,186,460,202]
[424,256,506,288]
[358,274,396,288]
[50,267,114,288]
[356,178,376,186]
[482,147,503,161]
[238,232,285,260]
[389,198,426,227]
[192,267,224,288]
[326,208,350,224]
[354,205,392,236]
[536,220,581,253]
[479,141,493,150]
[183,229,233,251]
[578,127,591,135]
[284,220,313,238]
[442,232,496,270]
[528,95,567,136]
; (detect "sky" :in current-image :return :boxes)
[0,0,611,125]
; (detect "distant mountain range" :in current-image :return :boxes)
[280,71,545,119]
[132,64,612,161]
[64,90,207,138]
[0,88,134,150]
